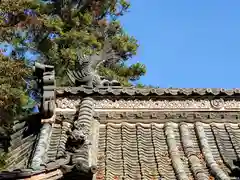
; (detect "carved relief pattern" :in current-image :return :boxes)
[224,100,240,109]
[94,99,211,109]
[94,99,240,110]
[56,98,240,110]
[56,97,81,109]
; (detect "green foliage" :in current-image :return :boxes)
[0,54,31,124]
[0,0,147,87]
[99,62,146,86]
[135,84,160,88]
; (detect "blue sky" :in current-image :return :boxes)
[120,0,240,88]
[1,1,239,88]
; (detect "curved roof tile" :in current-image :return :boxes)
[97,121,240,180]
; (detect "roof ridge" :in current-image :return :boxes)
[56,86,240,96]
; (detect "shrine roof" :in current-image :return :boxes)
[56,87,240,97]
[2,86,240,180]
[96,121,240,180]
[2,109,240,179]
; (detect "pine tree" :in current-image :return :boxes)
[0,0,146,87]
[0,0,148,124]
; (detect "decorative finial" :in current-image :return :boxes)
[67,40,121,87]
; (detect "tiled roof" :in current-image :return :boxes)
[46,112,75,162]
[96,121,240,180]
[2,114,42,171]
[56,87,240,97]
[0,113,74,180]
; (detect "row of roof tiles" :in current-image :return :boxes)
[56,87,240,96]
[96,122,240,180]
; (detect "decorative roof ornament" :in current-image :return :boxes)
[32,62,56,119]
[67,40,121,87]
[210,98,225,109]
